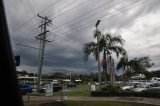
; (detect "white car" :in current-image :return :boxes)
[130,74,145,80]
[120,82,142,91]
[151,77,160,82]
[130,82,160,93]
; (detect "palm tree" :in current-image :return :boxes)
[83,31,126,82]
[116,56,137,81]
[116,55,129,81]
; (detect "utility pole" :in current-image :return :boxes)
[95,20,101,89]
[36,14,52,92]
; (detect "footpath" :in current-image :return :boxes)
[23,96,160,105]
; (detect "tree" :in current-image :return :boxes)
[117,56,154,80]
[83,31,126,82]
[116,55,129,81]
[131,56,154,74]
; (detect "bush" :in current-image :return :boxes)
[91,91,160,98]
[91,91,116,97]
[116,91,134,97]
[101,85,119,92]
[145,92,160,98]
[134,92,145,97]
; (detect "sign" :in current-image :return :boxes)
[91,85,96,91]
[45,83,53,96]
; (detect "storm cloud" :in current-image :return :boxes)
[3,0,160,75]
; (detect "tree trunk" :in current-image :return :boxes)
[103,50,107,82]
[123,65,126,83]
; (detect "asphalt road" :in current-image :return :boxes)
[23,96,160,105]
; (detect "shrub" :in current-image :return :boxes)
[145,92,160,98]
[91,91,160,98]
[91,91,116,97]
[101,85,119,92]
[116,91,134,97]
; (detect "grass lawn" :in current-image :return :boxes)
[24,104,38,106]
[53,91,91,96]
[25,101,157,106]
[64,101,157,106]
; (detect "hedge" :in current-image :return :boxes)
[91,91,160,98]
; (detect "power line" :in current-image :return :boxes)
[13,0,61,32]
[15,25,39,41]
[14,0,105,36]
[15,0,149,48]
[49,25,86,45]
[53,0,146,38]
[25,0,36,15]
[51,0,91,19]
[52,0,79,13]
[48,36,84,54]
[40,0,61,13]
[55,0,137,34]
[17,43,41,50]
[45,0,137,44]
[14,0,121,44]
[16,0,144,47]
[50,31,84,47]
[54,0,124,30]
[13,0,80,38]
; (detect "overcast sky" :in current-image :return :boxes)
[3,0,160,75]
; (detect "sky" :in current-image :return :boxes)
[3,0,160,75]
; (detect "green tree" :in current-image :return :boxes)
[117,56,154,80]
[130,56,154,74]
[116,55,129,81]
[83,31,126,82]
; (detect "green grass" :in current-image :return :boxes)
[64,101,157,106]
[67,91,91,96]
[25,101,157,106]
[53,91,91,96]
[24,103,38,106]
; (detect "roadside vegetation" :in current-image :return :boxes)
[53,90,91,96]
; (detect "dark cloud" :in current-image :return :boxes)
[4,0,160,74]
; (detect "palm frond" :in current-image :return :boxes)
[83,42,97,61]
[83,41,100,61]
[116,56,128,71]
[105,46,126,58]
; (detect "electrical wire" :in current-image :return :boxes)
[52,0,147,38]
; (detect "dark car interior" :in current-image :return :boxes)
[0,1,24,106]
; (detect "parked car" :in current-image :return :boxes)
[151,77,160,82]
[120,82,142,91]
[130,74,145,80]
[130,82,160,93]
[39,86,46,93]
[19,84,32,95]
[39,82,62,93]
[94,82,99,86]
[67,82,77,87]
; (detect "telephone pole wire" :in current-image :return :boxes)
[36,14,52,92]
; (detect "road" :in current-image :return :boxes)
[23,96,160,105]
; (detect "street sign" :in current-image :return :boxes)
[45,83,53,96]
